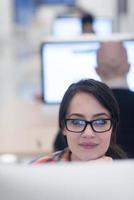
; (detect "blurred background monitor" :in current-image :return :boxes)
[53,15,113,37]
[41,40,100,104]
[53,16,82,37]
[41,38,134,104]
[93,17,113,36]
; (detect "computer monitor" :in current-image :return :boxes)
[41,38,134,104]
[0,161,134,200]
[93,17,113,36]
[41,40,100,104]
[53,16,113,37]
[53,16,82,37]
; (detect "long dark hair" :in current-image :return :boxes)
[59,79,127,159]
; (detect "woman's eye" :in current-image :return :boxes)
[71,119,85,126]
[93,119,107,126]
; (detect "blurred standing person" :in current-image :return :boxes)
[96,41,134,158]
[81,12,95,34]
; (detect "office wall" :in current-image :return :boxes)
[0,0,14,39]
[113,0,134,32]
[77,0,115,17]
[123,0,134,32]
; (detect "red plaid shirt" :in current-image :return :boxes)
[33,148,71,164]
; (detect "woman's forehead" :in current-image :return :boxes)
[67,92,110,117]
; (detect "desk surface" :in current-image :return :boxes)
[0,98,59,155]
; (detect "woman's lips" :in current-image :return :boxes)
[79,142,98,149]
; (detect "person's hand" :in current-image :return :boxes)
[91,156,113,162]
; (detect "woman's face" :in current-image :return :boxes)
[63,92,112,161]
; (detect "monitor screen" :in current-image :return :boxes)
[53,16,82,37]
[53,16,113,37]
[41,39,134,104]
[1,162,134,200]
[93,17,113,36]
[41,40,100,104]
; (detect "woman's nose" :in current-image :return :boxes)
[81,124,96,137]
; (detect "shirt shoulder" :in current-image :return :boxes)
[32,149,71,164]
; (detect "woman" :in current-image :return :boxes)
[34,79,127,163]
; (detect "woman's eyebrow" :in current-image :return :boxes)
[93,113,110,118]
[67,113,110,118]
[67,113,84,118]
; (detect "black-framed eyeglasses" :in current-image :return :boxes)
[65,118,113,133]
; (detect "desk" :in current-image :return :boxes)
[0,98,59,155]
